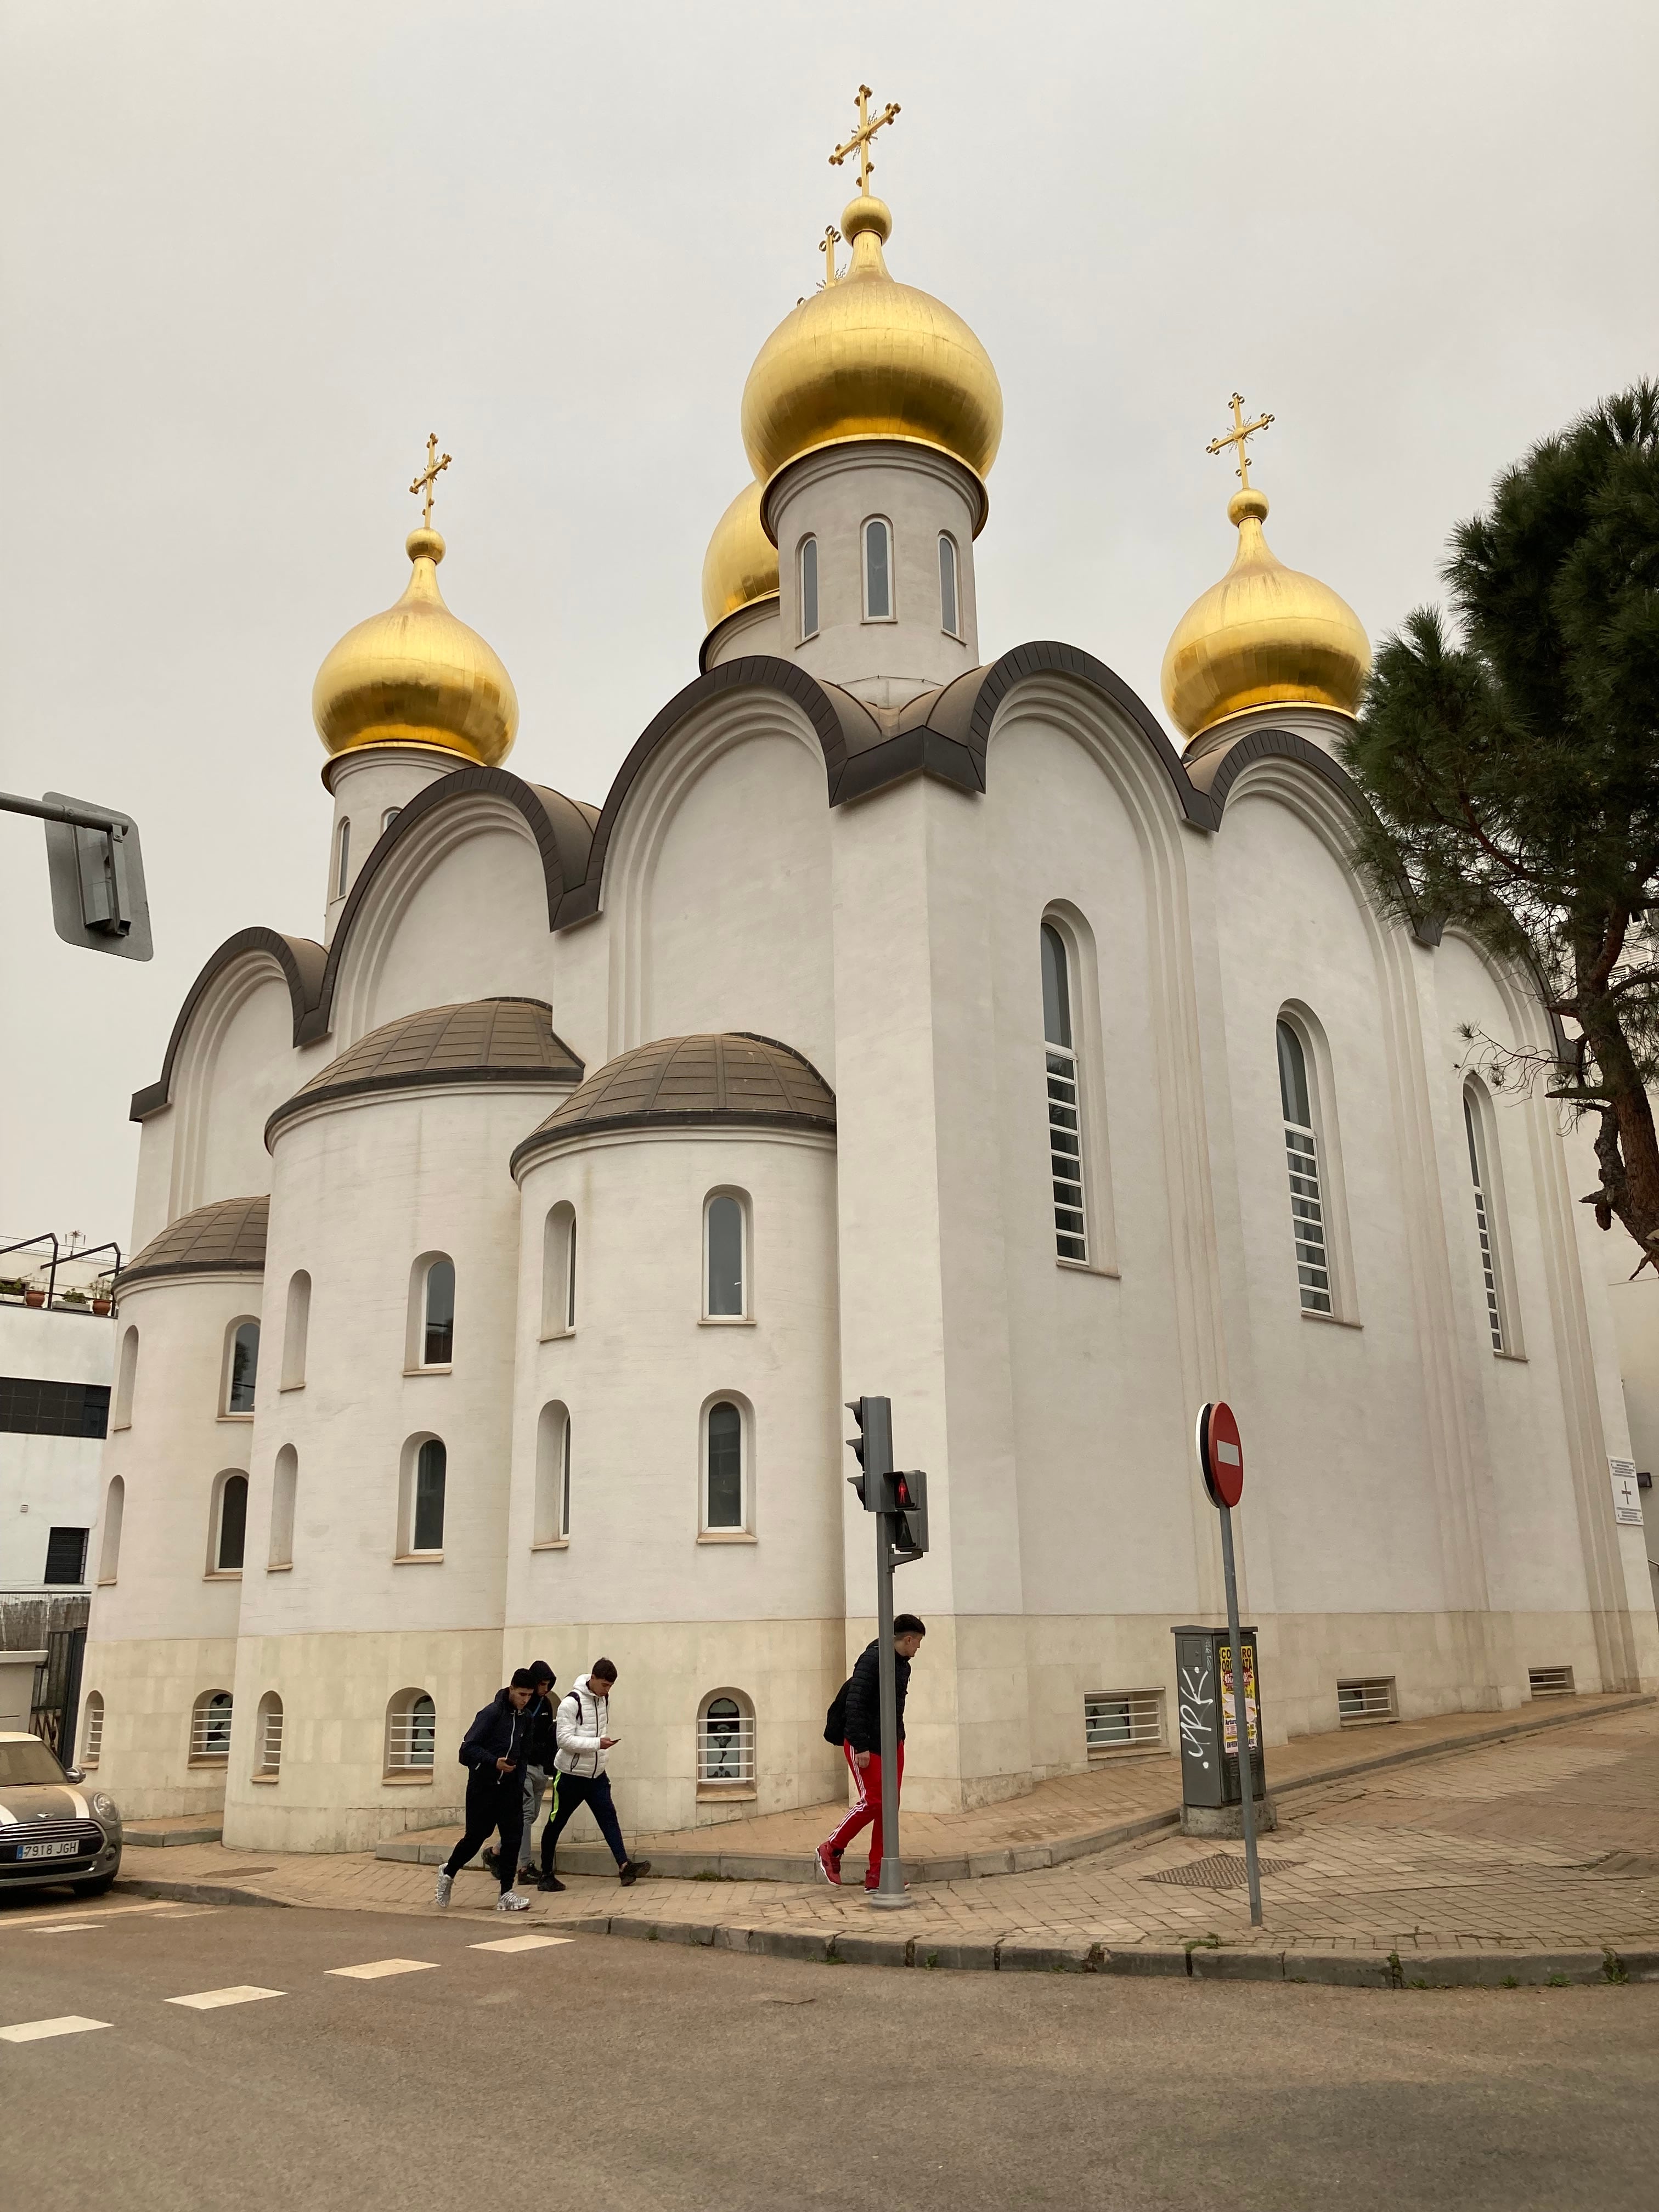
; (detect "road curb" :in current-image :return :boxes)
[114,1876,291,1909]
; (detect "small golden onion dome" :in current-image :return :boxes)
[1161,487,1371,743]
[312,528,519,766]
[701,481,780,631]
[740,195,1002,508]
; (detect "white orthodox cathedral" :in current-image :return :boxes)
[80,110,1659,1852]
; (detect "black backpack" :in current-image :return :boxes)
[823,1677,851,1745]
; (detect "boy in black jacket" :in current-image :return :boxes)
[435,1669,537,1912]
[816,1615,925,1890]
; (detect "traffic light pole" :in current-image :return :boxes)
[867,1504,911,1910]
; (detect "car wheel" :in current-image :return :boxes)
[71,1872,117,1898]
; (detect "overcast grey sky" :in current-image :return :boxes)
[3,0,1656,1250]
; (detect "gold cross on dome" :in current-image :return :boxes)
[409,433,452,527]
[1206,393,1274,488]
[821,225,842,286]
[830,83,901,196]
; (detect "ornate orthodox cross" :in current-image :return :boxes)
[830,83,901,196]
[821,225,842,286]
[1206,393,1274,488]
[409,433,452,527]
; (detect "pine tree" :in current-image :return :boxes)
[1341,382,1659,1274]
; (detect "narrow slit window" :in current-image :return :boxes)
[706,1194,745,1317]
[98,1476,124,1582]
[799,536,819,640]
[541,1207,575,1336]
[863,518,891,619]
[423,1259,454,1365]
[335,818,351,899]
[1041,922,1087,1262]
[256,1692,284,1776]
[281,1271,311,1389]
[81,1692,104,1767]
[938,534,960,636]
[705,1401,743,1530]
[381,806,400,834]
[1464,1091,1505,1352]
[534,1403,571,1543]
[1277,1021,1331,1314]
[215,1474,248,1572]
[269,1446,297,1567]
[412,1440,446,1552]
[226,1321,260,1413]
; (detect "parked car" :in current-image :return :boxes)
[0,1730,123,1898]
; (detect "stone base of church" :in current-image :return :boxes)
[74,1634,239,1820]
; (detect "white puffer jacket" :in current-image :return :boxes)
[554,1674,611,1778]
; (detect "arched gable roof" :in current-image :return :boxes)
[129,929,326,1122]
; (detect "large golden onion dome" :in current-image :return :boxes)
[701,481,780,631]
[740,194,1002,515]
[312,527,519,767]
[1160,484,1371,743]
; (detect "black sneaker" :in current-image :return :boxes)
[481,1848,499,1876]
[516,1866,537,1884]
[618,1859,650,1887]
[537,1872,566,1893]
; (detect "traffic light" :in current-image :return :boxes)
[845,1396,893,1510]
[891,1470,929,1560]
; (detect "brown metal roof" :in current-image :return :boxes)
[510,1032,834,1176]
[120,1195,270,1290]
[265,998,583,1146]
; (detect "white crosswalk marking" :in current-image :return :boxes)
[1,2016,111,2044]
[326,1959,439,1980]
[470,1935,573,1954]
[167,1985,285,2010]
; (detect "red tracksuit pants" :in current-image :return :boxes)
[824,1740,905,1888]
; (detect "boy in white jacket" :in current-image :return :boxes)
[536,1658,652,1892]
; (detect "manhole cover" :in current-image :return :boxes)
[1144,1853,1297,1889]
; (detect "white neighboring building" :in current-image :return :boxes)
[1,1299,116,1599]
[80,160,1659,1851]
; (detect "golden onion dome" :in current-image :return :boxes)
[701,481,780,632]
[740,194,1002,513]
[1160,486,1371,743]
[312,527,519,766]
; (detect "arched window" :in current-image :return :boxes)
[541,1205,576,1338]
[704,1192,748,1318]
[190,1689,233,1762]
[114,1325,138,1429]
[799,535,819,641]
[703,1400,746,1532]
[1276,1019,1331,1313]
[223,1319,259,1415]
[268,1444,297,1568]
[281,1271,311,1390]
[334,817,351,899]
[938,533,960,637]
[862,517,893,620]
[97,1476,124,1584]
[381,806,400,834]
[254,1691,284,1778]
[81,1691,104,1769]
[534,1402,571,1544]
[697,1689,757,1786]
[405,1254,455,1369]
[1041,922,1087,1262]
[399,1437,446,1556]
[1463,1082,1518,1354]
[386,1689,437,1774]
[211,1471,248,1573]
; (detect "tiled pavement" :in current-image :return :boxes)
[116,1697,1659,1961]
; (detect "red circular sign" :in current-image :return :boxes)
[1197,1401,1244,1509]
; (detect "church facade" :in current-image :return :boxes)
[80,127,1659,1852]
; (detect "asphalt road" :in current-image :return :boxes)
[1,1891,1654,2211]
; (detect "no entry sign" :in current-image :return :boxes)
[1197,1401,1244,1509]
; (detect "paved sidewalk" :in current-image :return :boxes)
[112,1697,1659,1974]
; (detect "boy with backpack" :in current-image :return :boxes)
[434,1668,538,1912]
[817,1614,926,1890]
[535,1657,652,1891]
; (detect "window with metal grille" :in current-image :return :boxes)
[256,1694,284,1775]
[0,1375,111,1437]
[81,1692,104,1767]
[43,1525,88,1584]
[190,1691,233,1760]
[1528,1665,1575,1698]
[1277,1020,1331,1313]
[1463,1091,1505,1351]
[1042,922,1087,1262]
[697,1694,756,1784]
[386,1691,436,1771]
[1336,1677,1396,1724]
[1085,1690,1164,1754]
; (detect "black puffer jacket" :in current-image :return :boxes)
[458,1691,529,1782]
[841,1638,910,1753]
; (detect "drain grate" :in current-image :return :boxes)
[1144,1853,1297,1889]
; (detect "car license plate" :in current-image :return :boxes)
[19,1839,80,1860]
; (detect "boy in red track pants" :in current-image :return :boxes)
[817,1616,925,1890]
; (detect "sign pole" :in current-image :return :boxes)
[867,1504,911,1909]
[1217,1499,1262,1928]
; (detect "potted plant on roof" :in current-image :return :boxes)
[23,1282,45,1308]
[92,1286,114,1316]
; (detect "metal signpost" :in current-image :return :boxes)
[1196,1400,1263,1927]
[846,1395,929,1911]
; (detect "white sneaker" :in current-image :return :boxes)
[433,1870,454,1908]
[495,1890,531,1913]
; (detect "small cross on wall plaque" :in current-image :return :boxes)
[1610,1457,1644,1526]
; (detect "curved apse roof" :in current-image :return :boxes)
[120,1195,269,1291]
[265,997,583,1146]
[510,1032,835,1177]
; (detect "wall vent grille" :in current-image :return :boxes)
[1085,1689,1164,1755]
[1336,1677,1397,1725]
[1528,1666,1575,1699]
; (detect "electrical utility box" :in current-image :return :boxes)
[1171,1623,1268,1812]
